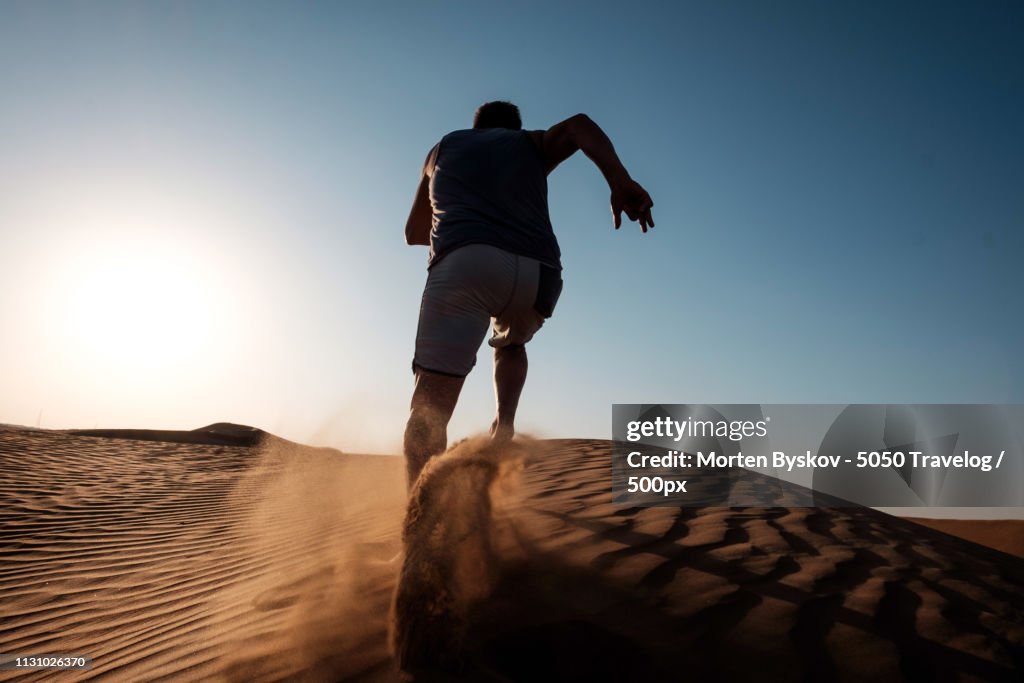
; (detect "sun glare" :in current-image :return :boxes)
[14,176,277,428]
[66,246,214,372]
[35,199,244,392]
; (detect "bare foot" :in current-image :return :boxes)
[489,419,514,444]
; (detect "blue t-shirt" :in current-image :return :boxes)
[427,128,561,270]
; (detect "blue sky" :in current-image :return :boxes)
[1,1,1021,452]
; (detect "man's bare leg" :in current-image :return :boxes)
[490,344,527,443]
[404,368,465,489]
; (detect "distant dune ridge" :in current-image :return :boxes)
[905,518,1024,560]
[66,422,273,448]
[0,424,1022,681]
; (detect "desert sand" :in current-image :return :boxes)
[1,424,1022,681]
[903,518,1024,561]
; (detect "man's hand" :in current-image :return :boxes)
[611,177,655,233]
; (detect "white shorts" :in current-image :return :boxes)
[413,244,563,377]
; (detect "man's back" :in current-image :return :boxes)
[428,128,561,270]
[401,100,653,499]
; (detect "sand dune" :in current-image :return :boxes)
[66,422,273,448]
[904,518,1024,560]
[1,426,1021,681]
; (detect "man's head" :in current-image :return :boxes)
[472,101,522,130]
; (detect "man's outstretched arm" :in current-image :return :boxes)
[534,114,655,232]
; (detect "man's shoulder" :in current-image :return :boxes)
[441,128,475,141]
[441,128,538,153]
[443,128,531,140]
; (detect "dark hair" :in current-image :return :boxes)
[472,101,522,130]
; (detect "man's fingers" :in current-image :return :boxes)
[635,193,654,232]
[644,207,655,229]
[613,187,655,232]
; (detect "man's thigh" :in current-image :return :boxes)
[490,257,563,349]
[414,245,517,376]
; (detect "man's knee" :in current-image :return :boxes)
[403,404,450,486]
[404,407,427,439]
[405,404,444,442]
[495,343,526,356]
[411,367,466,412]
[494,343,527,367]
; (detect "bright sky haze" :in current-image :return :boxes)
[2,1,1022,453]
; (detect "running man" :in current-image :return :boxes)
[403,101,654,487]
